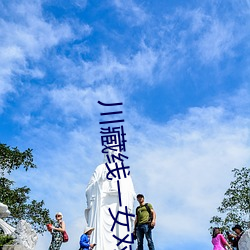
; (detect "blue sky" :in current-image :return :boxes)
[1,0,250,249]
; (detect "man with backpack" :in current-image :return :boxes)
[134,194,156,250]
[231,225,244,250]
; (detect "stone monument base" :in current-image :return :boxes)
[1,245,26,250]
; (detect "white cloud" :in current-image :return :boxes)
[48,84,124,120]
[159,7,240,68]
[0,45,25,110]
[112,0,148,26]
[189,8,210,33]
[81,45,158,86]
[73,0,87,9]
[82,48,127,85]
[0,2,73,58]
[124,104,250,248]
[127,43,158,84]
[224,84,250,114]
[196,20,235,63]
[0,1,75,111]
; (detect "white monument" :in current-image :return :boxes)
[239,229,250,250]
[0,202,38,250]
[13,220,38,250]
[0,202,15,235]
[85,148,136,249]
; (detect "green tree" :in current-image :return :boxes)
[0,143,52,233]
[210,167,250,232]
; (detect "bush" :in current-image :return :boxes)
[0,234,14,246]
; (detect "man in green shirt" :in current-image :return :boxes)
[134,194,156,250]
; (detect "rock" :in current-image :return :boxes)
[239,229,250,250]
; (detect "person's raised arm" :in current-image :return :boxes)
[220,234,232,250]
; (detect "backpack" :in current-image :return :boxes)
[136,203,154,229]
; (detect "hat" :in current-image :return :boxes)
[55,212,63,218]
[232,225,243,231]
[84,227,94,234]
[137,194,144,198]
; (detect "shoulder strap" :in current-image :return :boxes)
[145,203,151,215]
[136,203,152,215]
[136,206,140,216]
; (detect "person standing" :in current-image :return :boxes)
[231,225,244,250]
[134,194,156,250]
[79,227,96,250]
[211,227,232,250]
[49,212,66,250]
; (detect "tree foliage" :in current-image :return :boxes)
[0,234,14,246]
[0,144,36,175]
[0,143,52,233]
[210,167,250,232]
